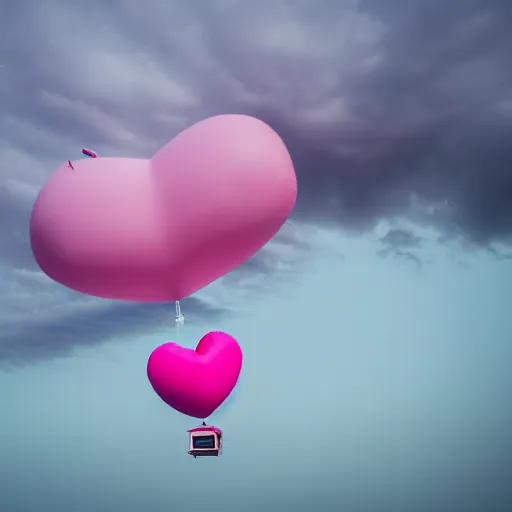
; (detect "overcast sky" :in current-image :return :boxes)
[1,1,512,511]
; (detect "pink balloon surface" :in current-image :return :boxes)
[30,115,297,301]
[147,331,243,419]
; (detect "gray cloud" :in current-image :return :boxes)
[0,221,311,365]
[2,0,512,242]
[378,247,423,270]
[1,0,511,365]
[377,228,423,268]
[380,229,423,249]
[0,298,223,367]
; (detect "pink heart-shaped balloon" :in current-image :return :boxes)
[147,331,243,419]
[30,115,297,301]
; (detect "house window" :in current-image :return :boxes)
[192,435,216,449]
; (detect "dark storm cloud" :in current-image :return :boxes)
[1,0,511,366]
[379,248,423,269]
[377,228,423,268]
[0,182,37,270]
[2,0,512,243]
[484,246,512,261]
[0,298,225,366]
[243,2,512,246]
[380,229,423,249]
[0,223,310,366]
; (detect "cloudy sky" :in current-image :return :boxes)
[1,0,512,511]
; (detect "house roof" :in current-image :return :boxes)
[187,426,223,435]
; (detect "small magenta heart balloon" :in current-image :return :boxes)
[30,114,297,301]
[147,331,243,419]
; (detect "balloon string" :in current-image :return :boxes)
[175,300,184,335]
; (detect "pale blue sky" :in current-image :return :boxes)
[2,1,512,511]
[2,227,512,511]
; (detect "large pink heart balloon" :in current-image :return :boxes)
[147,331,243,419]
[30,115,297,301]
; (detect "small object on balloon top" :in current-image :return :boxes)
[82,148,98,158]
